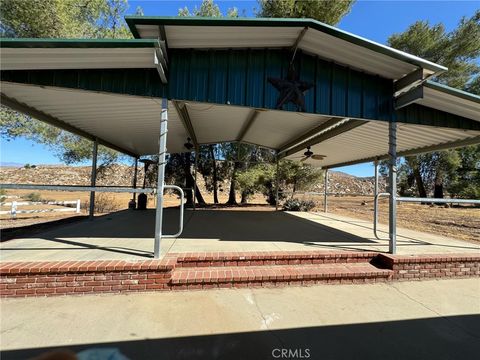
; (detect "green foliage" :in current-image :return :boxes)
[257,0,355,25]
[178,0,238,18]
[282,198,316,212]
[388,11,480,93]
[0,0,138,165]
[387,12,480,199]
[236,160,323,205]
[22,192,42,202]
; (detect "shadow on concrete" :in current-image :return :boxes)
[2,315,479,360]
[4,209,375,244]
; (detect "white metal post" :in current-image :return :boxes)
[374,160,379,227]
[132,158,138,202]
[89,138,98,220]
[324,169,329,213]
[275,158,280,211]
[154,98,168,259]
[11,201,17,218]
[193,148,198,211]
[76,199,81,213]
[388,121,397,254]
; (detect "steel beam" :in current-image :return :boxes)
[324,169,329,213]
[0,93,138,158]
[395,85,423,109]
[173,101,199,149]
[278,117,342,154]
[394,68,424,94]
[237,109,260,142]
[388,120,397,254]
[132,158,138,202]
[280,119,366,158]
[154,98,168,259]
[89,139,98,220]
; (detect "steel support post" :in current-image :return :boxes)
[275,158,280,211]
[374,160,379,227]
[324,169,329,213]
[89,139,98,220]
[154,98,168,259]
[132,158,138,202]
[388,121,397,254]
[193,148,198,211]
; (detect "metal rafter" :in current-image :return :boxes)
[278,117,344,154]
[279,119,366,158]
[173,101,199,149]
[0,93,138,158]
[236,109,260,142]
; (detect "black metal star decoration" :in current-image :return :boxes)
[268,65,314,112]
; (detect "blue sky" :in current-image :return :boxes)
[1,0,478,176]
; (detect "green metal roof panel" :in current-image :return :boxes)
[125,16,447,74]
[425,80,480,104]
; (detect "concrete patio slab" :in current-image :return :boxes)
[1,278,479,359]
[0,209,478,262]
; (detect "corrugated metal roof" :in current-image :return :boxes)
[0,39,160,71]
[418,82,480,122]
[286,121,480,167]
[0,82,188,156]
[126,16,447,80]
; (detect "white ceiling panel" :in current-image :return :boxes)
[0,82,188,156]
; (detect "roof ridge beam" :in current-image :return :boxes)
[279,119,366,158]
[236,109,260,142]
[278,117,343,154]
[0,93,137,158]
[173,101,198,149]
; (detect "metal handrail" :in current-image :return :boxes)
[162,185,185,238]
[0,183,155,194]
[374,192,391,240]
[373,193,480,240]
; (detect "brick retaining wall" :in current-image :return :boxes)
[1,252,478,298]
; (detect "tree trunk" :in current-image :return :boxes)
[433,171,444,199]
[184,153,193,206]
[241,191,248,204]
[184,152,206,206]
[226,162,239,205]
[209,145,219,204]
[412,166,427,198]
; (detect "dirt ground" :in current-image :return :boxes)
[1,189,478,244]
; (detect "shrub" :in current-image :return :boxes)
[83,193,122,214]
[22,192,42,202]
[282,198,316,212]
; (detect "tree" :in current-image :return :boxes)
[0,0,139,166]
[257,0,355,25]
[388,11,480,199]
[178,0,238,18]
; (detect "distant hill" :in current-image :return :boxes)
[0,164,387,195]
[0,162,24,168]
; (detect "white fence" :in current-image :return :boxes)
[0,200,81,218]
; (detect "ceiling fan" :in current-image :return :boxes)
[294,146,327,162]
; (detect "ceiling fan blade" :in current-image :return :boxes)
[300,156,309,162]
[311,154,326,160]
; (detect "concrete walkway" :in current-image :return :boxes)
[1,278,479,359]
[1,209,478,261]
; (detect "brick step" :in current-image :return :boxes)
[173,251,378,268]
[170,263,392,289]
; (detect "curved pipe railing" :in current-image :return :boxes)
[161,185,185,238]
[374,192,391,240]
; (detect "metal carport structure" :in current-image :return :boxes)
[1,17,479,258]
